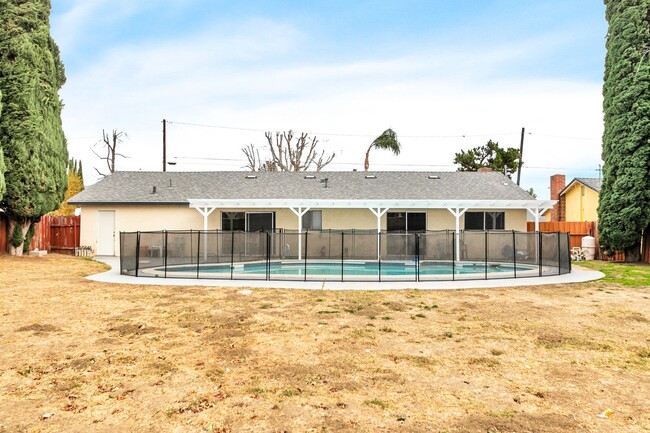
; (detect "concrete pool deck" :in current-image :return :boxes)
[89,256,604,290]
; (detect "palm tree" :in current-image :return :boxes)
[364,128,401,171]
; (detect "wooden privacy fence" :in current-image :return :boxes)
[0,213,80,255]
[527,221,595,250]
[527,220,632,262]
[0,212,7,252]
[33,215,81,254]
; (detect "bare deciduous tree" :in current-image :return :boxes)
[92,129,127,177]
[242,130,335,172]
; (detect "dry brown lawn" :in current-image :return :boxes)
[0,254,648,433]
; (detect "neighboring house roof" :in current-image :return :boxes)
[560,178,602,196]
[69,171,540,206]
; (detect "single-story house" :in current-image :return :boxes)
[69,171,555,256]
[547,175,602,222]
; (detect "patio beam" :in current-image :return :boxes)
[368,207,389,259]
[447,207,468,261]
[290,207,311,261]
[194,206,217,260]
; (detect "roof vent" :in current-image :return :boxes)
[151,186,157,194]
[304,175,316,179]
[428,175,440,179]
[320,178,329,188]
[364,175,377,179]
[245,175,258,179]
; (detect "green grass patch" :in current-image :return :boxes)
[364,398,389,409]
[579,261,650,287]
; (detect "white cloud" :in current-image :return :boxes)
[58,15,604,199]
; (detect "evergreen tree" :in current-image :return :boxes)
[77,160,84,185]
[454,140,521,178]
[600,0,650,261]
[0,89,5,202]
[0,0,68,255]
[51,158,84,216]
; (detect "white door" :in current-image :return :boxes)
[96,210,115,255]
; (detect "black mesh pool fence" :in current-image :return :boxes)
[119,230,571,282]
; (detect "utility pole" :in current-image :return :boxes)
[516,127,525,185]
[162,119,167,172]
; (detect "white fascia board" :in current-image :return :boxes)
[188,199,556,210]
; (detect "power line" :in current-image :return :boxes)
[172,155,601,172]
[167,120,519,139]
[527,132,601,142]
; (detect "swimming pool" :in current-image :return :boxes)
[122,229,571,282]
[147,260,541,281]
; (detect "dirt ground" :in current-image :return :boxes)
[0,254,648,433]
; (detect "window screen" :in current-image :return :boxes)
[302,210,322,230]
[485,212,505,230]
[222,212,245,231]
[465,212,505,230]
[387,212,426,232]
[464,212,484,230]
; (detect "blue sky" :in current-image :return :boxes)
[51,1,607,199]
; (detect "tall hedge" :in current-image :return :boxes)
[0,89,5,202]
[0,0,68,253]
[600,0,650,261]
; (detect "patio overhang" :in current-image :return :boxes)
[188,198,556,210]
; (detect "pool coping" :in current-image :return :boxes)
[89,256,604,290]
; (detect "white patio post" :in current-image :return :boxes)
[527,207,550,266]
[368,208,389,259]
[196,206,217,260]
[290,207,310,260]
[447,207,468,262]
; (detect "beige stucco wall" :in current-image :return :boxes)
[564,184,599,221]
[80,205,530,256]
[80,205,204,255]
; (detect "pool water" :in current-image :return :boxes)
[160,260,534,277]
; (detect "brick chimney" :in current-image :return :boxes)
[477,167,493,172]
[549,174,566,221]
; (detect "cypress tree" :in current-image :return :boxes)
[0,0,68,255]
[0,89,5,202]
[600,0,650,261]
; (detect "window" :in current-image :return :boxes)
[464,212,505,230]
[302,210,322,230]
[222,212,245,231]
[246,212,275,232]
[387,212,426,232]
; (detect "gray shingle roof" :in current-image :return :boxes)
[575,178,602,193]
[69,171,536,205]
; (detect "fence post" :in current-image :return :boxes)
[164,230,168,278]
[341,231,345,282]
[266,232,271,281]
[378,232,382,282]
[557,231,561,276]
[135,232,141,277]
[230,232,235,280]
[512,230,517,279]
[484,231,488,280]
[537,232,543,277]
[452,231,456,281]
[196,230,201,279]
[566,233,573,273]
[416,233,420,282]
[304,230,308,282]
